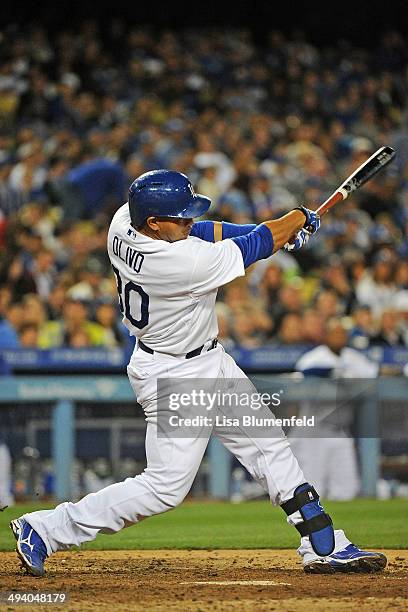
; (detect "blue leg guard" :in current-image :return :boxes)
[281,483,335,556]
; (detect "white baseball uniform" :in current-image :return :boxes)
[289,345,378,500]
[24,204,352,561]
[0,442,13,508]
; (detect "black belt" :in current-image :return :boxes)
[138,338,218,359]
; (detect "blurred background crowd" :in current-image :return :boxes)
[1,21,407,353]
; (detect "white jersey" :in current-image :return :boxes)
[296,345,379,379]
[107,204,245,354]
[294,345,378,431]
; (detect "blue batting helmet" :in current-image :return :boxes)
[128,169,211,228]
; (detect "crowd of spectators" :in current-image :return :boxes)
[0,22,407,354]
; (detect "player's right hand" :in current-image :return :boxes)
[284,228,311,251]
[294,205,321,234]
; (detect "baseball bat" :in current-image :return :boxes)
[316,146,396,217]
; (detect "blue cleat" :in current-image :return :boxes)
[10,518,47,577]
[304,543,387,574]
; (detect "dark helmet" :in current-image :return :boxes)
[128,169,211,228]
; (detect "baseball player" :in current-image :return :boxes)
[11,170,386,576]
[0,434,13,509]
[290,319,379,500]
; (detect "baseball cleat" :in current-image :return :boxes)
[10,518,47,577]
[304,544,387,574]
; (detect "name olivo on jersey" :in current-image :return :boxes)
[112,234,145,273]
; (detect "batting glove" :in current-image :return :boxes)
[293,205,321,234]
[284,228,311,251]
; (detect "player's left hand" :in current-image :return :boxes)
[284,228,311,251]
[294,205,321,234]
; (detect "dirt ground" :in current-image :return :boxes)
[0,549,407,611]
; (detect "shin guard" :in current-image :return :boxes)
[281,483,335,556]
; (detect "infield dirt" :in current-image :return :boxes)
[1,549,407,611]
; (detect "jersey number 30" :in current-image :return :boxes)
[112,266,149,329]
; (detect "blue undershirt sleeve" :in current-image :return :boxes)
[231,224,274,268]
[190,221,257,242]
[190,221,215,242]
[221,222,256,238]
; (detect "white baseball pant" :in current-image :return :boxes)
[289,429,360,500]
[24,344,351,560]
